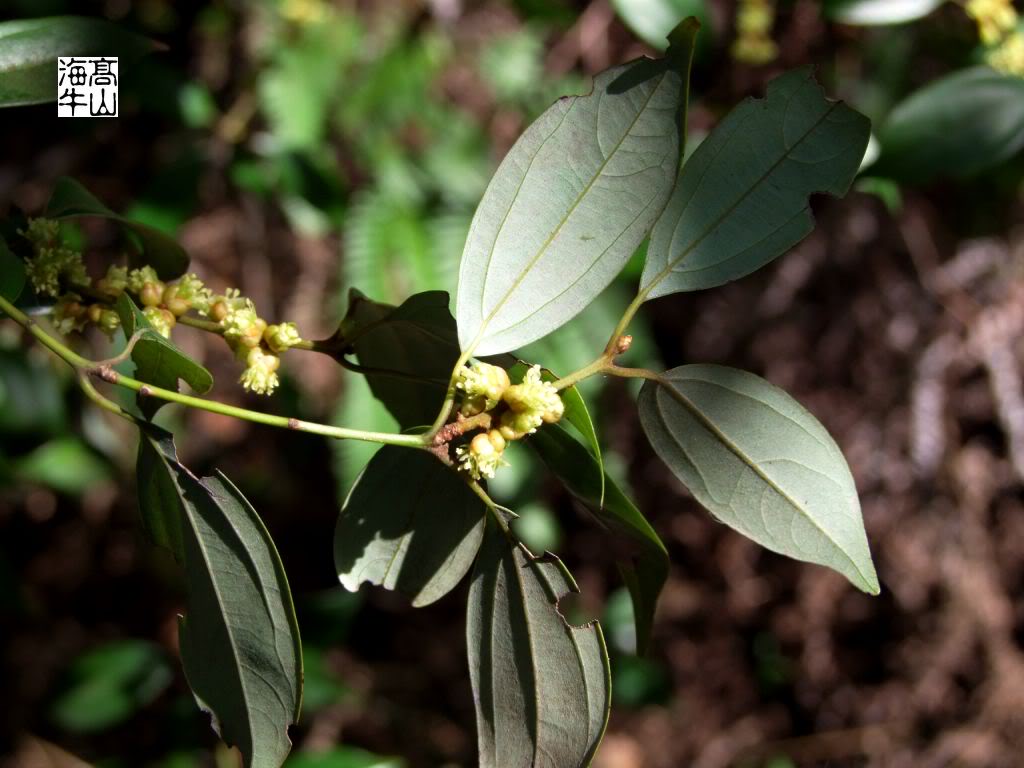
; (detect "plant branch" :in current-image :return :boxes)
[0,295,428,449]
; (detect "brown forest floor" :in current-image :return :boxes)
[3,2,1024,767]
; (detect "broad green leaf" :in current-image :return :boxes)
[611,0,710,51]
[330,289,459,429]
[15,437,110,495]
[824,0,945,25]
[45,177,189,279]
[467,513,611,768]
[0,16,156,107]
[638,365,879,594]
[116,293,212,418]
[0,347,66,435]
[874,67,1024,182]
[529,424,667,654]
[285,748,403,768]
[641,69,870,298]
[0,236,25,303]
[335,447,485,607]
[137,426,303,768]
[49,640,172,734]
[456,32,694,355]
[508,361,603,501]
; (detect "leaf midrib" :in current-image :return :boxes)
[471,69,668,352]
[641,93,840,298]
[651,378,873,590]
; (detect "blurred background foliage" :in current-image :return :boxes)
[2,1,1024,767]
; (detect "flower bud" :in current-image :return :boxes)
[456,428,509,480]
[97,309,121,337]
[127,266,161,294]
[95,265,128,298]
[175,274,212,315]
[143,306,175,338]
[500,364,563,437]
[456,362,511,416]
[139,282,164,308]
[87,304,103,324]
[52,294,87,334]
[210,301,229,322]
[264,322,302,353]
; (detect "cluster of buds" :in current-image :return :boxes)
[16,218,304,395]
[966,0,1024,75]
[453,362,564,480]
[732,0,778,65]
[455,430,509,480]
[205,292,304,395]
[126,266,215,340]
[20,218,89,298]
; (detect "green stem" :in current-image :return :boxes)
[0,296,427,449]
[603,292,646,356]
[550,355,612,391]
[78,372,132,420]
[427,348,474,438]
[604,364,662,383]
[177,313,316,351]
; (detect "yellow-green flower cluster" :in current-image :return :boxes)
[451,362,564,480]
[456,430,509,480]
[20,218,88,298]
[96,265,128,297]
[967,0,1024,76]
[15,213,304,396]
[239,347,281,395]
[456,361,511,416]
[497,365,564,440]
[732,0,778,65]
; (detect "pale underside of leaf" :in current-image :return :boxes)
[457,59,683,355]
[335,447,485,607]
[641,68,870,298]
[468,516,610,768]
[638,365,879,594]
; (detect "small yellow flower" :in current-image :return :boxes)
[96,265,128,297]
[127,266,161,294]
[52,294,87,334]
[175,273,213,315]
[240,347,281,395]
[456,362,511,416]
[264,322,302,353]
[143,306,175,338]
[498,364,564,439]
[456,430,509,480]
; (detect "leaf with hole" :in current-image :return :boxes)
[467,512,611,768]
[115,293,213,419]
[335,447,485,607]
[45,177,189,279]
[638,365,879,593]
[0,16,158,108]
[136,425,303,768]
[640,68,870,298]
[529,424,667,654]
[456,23,698,355]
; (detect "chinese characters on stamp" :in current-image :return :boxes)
[57,57,118,117]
